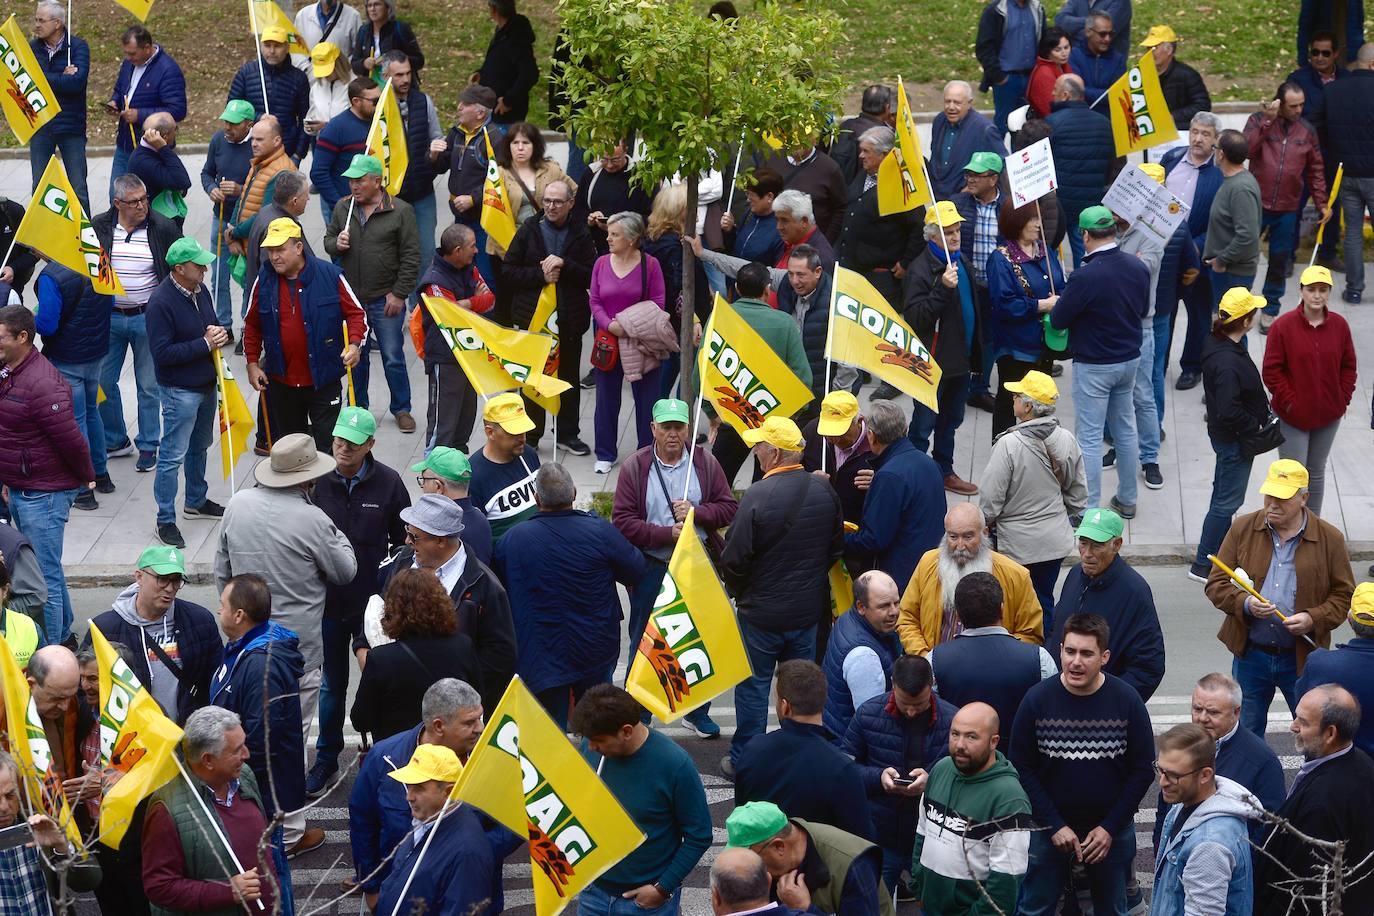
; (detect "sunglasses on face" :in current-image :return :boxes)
[1310,48,1335,57]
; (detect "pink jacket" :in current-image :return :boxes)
[616,299,679,381]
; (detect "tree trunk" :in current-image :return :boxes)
[679,172,699,411]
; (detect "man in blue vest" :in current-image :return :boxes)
[822,570,903,740]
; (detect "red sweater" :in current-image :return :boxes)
[142,791,278,913]
[1028,59,1072,118]
[1262,307,1356,430]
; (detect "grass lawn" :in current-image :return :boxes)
[2,0,1306,147]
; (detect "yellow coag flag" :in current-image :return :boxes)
[251,0,310,55]
[877,77,933,216]
[699,293,813,434]
[0,634,83,849]
[19,157,125,296]
[626,508,752,721]
[367,78,408,197]
[524,283,561,414]
[89,623,183,847]
[213,350,253,480]
[0,16,61,143]
[424,294,555,394]
[828,559,855,619]
[826,265,941,411]
[454,677,645,915]
[112,0,155,21]
[1107,52,1179,156]
[481,128,518,251]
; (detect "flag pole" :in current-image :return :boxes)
[1310,162,1343,268]
[213,199,225,321]
[903,73,951,266]
[170,755,266,911]
[0,237,18,276]
[683,310,712,500]
[126,94,137,148]
[724,136,744,213]
[214,350,237,493]
[65,0,72,68]
[387,797,461,916]
[1035,200,1056,296]
[820,266,841,476]
[682,388,706,502]
[342,320,356,406]
[247,0,271,116]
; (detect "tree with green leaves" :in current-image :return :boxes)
[553,0,845,405]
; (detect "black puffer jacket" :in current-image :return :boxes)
[1201,333,1270,443]
[1319,70,1374,178]
[720,468,844,632]
[904,245,971,377]
[1157,59,1212,131]
[836,176,924,273]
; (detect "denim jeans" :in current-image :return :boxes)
[31,128,90,217]
[153,386,216,525]
[1072,359,1139,508]
[1341,175,1374,296]
[1026,558,1064,635]
[1179,271,1213,376]
[408,193,438,308]
[1194,436,1254,567]
[731,619,817,764]
[564,130,591,186]
[575,882,681,916]
[1233,644,1298,737]
[1260,210,1299,315]
[1106,326,1160,465]
[10,487,80,646]
[593,362,660,462]
[1277,419,1340,516]
[1150,310,1172,421]
[52,358,108,477]
[908,372,970,476]
[353,297,412,415]
[990,72,1029,138]
[1208,268,1256,313]
[315,613,361,765]
[100,310,161,453]
[109,146,131,203]
[1018,823,1135,916]
[209,205,236,328]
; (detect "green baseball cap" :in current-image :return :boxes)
[411,446,472,484]
[1075,507,1125,542]
[137,545,185,576]
[963,151,1004,174]
[1078,205,1116,230]
[726,801,789,848]
[219,99,256,124]
[342,154,383,178]
[652,398,690,424]
[166,237,216,267]
[332,406,377,444]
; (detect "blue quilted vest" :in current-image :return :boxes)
[822,610,902,739]
[254,252,348,387]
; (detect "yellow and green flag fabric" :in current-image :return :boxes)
[18,157,125,296]
[251,0,310,55]
[627,508,752,721]
[1107,52,1179,156]
[89,624,183,847]
[698,293,813,435]
[826,266,941,411]
[112,0,154,20]
[877,77,933,216]
[829,559,855,619]
[367,78,409,197]
[423,294,563,397]
[481,128,518,251]
[0,16,61,143]
[525,283,562,414]
[454,677,645,915]
[213,350,253,479]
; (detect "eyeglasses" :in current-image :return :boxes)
[117,195,149,208]
[1153,763,1204,783]
[416,475,442,488]
[1090,28,1115,36]
[404,526,433,542]
[543,198,570,207]
[1310,48,1335,57]
[148,573,184,591]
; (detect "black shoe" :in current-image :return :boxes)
[234,338,245,356]
[136,450,157,472]
[74,490,98,511]
[1343,289,1362,304]
[1110,496,1137,520]
[558,436,591,457]
[966,392,996,413]
[719,755,736,780]
[580,370,596,389]
[94,473,116,494]
[1050,363,1063,377]
[895,878,918,902]
[1188,561,1210,584]
[1318,254,1346,272]
[1102,448,1116,469]
[871,382,901,400]
[107,438,135,458]
[1143,463,1163,489]
[1175,372,1200,391]
[304,758,337,799]
[183,499,225,519]
[157,523,186,549]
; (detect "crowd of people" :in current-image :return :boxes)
[3,0,1374,914]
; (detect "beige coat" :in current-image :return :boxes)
[979,417,1088,565]
[486,159,578,257]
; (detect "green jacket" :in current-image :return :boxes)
[695,297,812,418]
[795,819,896,916]
[323,191,422,301]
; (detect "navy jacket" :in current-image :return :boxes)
[843,691,958,850]
[1049,556,1165,700]
[929,110,1006,200]
[1153,722,1285,850]
[494,509,644,694]
[1049,245,1150,363]
[1160,145,1225,249]
[1044,100,1114,216]
[252,252,349,387]
[145,275,218,389]
[127,144,192,215]
[735,719,876,842]
[1288,63,1349,124]
[229,57,311,160]
[312,456,411,621]
[29,33,90,136]
[930,630,1044,742]
[109,46,187,153]
[777,269,834,401]
[1314,69,1374,178]
[1298,638,1374,758]
[1068,40,1126,103]
[35,262,111,366]
[843,438,945,591]
[822,609,903,739]
[377,803,500,916]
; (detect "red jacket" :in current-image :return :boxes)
[0,348,94,492]
[1262,307,1356,430]
[1027,59,1071,118]
[611,444,738,555]
[1243,112,1328,213]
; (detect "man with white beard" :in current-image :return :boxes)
[897,502,1044,656]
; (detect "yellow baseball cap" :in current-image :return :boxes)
[261,26,289,44]
[1300,265,1334,288]
[483,392,535,434]
[386,744,462,785]
[925,200,964,228]
[311,41,341,78]
[1351,583,1374,626]
[1004,370,1058,406]
[1141,25,1179,47]
[1259,458,1309,499]
[741,416,804,451]
[817,390,859,436]
[260,217,303,248]
[1138,163,1166,185]
[1217,287,1265,322]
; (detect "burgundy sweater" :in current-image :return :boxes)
[143,790,279,913]
[611,444,738,554]
[1262,307,1356,430]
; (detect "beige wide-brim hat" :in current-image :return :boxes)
[254,433,338,487]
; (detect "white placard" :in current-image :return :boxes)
[1005,138,1058,207]
[1102,166,1190,251]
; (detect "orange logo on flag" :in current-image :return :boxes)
[713,383,764,428]
[5,79,37,125]
[529,821,577,896]
[875,342,935,381]
[638,620,691,712]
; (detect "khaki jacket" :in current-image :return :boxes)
[897,548,1043,655]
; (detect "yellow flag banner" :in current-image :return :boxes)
[112,0,154,20]
[0,634,84,849]
[89,623,183,847]
[626,508,752,721]
[877,76,933,216]
[251,0,310,55]
[828,559,855,619]
[19,157,126,296]
[0,16,61,143]
[454,677,645,915]
[524,283,562,414]
[481,128,518,251]
[424,294,555,395]
[699,293,813,435]
[1107,52,1179,156]
[826,265,941,411]
[367,78,408,197]
[213,350,253,479]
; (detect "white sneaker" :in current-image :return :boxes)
[594,460,613,474]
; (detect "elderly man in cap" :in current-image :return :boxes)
[1206,458,1355,736]
[202,99,256,332]
[1299,582,1374,757]
[726,800,893,915]
[437,83,504,283]
[948,161,1003,413]
[468,392,542,541]
[720,416,843,778]
[415,445,493,563]
[1049,205,1152,516]
[324,152,421,432]
[244,216,366,452]
[145,236,229,549]
[612,397,738,738]
[1142,25,1212,134]
[229,25,311,161]
[801,390,874,524]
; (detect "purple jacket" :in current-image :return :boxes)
[612,445,738,554]
[0,349,95,491]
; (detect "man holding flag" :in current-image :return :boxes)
[0,749,102,912]
[228,25,311,161]
[28,3,92,216]
[379,51,444,293]
[436,84,504,283]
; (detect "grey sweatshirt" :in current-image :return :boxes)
[111,585,180,716]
